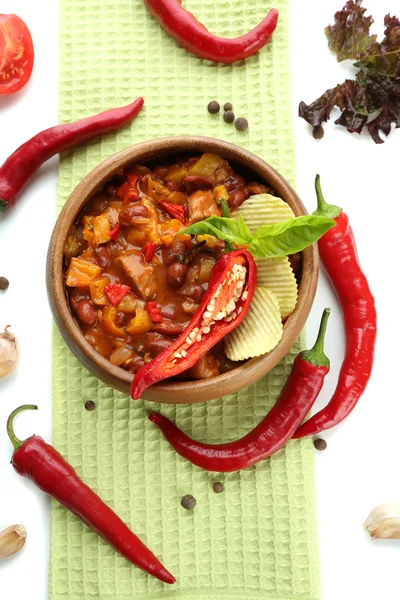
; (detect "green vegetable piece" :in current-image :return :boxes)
[181,215,253,246]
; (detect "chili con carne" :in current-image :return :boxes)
[144,0,279,64]
[0,98,144,212]
[294,176,377,438]
[7,405,175,584]
[131,249,256,399]
[149,309,331,471]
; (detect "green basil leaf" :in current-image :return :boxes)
[180,216,253,246]
[248,215,335,258]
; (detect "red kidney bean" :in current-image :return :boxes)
[94,245,111,268]
[167,263,188,289]
[190,284,205,304]
[229,188,249,210]
[224,174,246,192]
[69,288,90,312]
[152,321,184,336]
[165,241,187,265]
[128,355,146,374]
[114,311,126,327]
[144,333,174,357]
[119,204,149,226]
[183,175,213,194]
[75,299,97,327]
[167,181,181,192]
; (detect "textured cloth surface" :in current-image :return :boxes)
[51,0,320,598]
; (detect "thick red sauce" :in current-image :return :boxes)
[64,153,272,380]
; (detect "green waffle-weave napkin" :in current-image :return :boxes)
[51,1,320,598]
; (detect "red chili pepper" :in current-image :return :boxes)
[0,98,144,212]
[117,174,141,204]
[104,283,131,307]
[145,302,163,323]
[159,201,186,224]
[131,249,256,399]
[143,241,158,262]
[294,176,377,439]
[149,309,331,471]
[7,405,175,584]
[109,223,120,241]
[144,0,279,64]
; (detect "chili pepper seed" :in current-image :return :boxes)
[235,117,248,131]
[207,101,220,115]
[224,102,233,111]
[312,125,325,140]
[0,277,9,291]
[314,438,327,451]
[213,481,224,494]
[85,400,96,411]
[223,110,235,124]
[181,494,196,510]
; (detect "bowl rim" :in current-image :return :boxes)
[47,136,318,403]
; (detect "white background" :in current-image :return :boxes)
[1,1,399,598]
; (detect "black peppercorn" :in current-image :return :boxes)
[85,400,96,411]
[0,277,9,291]
[312,125,324,140]
[213,481,224,494]
[235,117,248,131]
[207,101,220,115]
[313,438,327,451]
[181,494,196,510]
[224,102,233,111]
[223,110,235,124]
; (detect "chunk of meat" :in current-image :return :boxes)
[187,190,221,225]
[188,353,220,380]
[117,251,157,301]
[183,175,213,195]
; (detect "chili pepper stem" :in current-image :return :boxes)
[300,308,331,368]
[7,405,38,450]
[313,175,342,219]
[0,200,7,212]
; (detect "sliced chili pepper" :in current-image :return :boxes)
[145,302,163,323]
[0,98,144,212]
[131,249,256,399]
[7,405,174,584]
[294,176,377,438]
[109,223,120,241]
[104,283,131,307]
[142,241,158,263]
[117,175,141,204]
[144,0,279,64]
[159,201,186,224]
[149,309,331,471]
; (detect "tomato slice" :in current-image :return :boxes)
[0,14,34,95]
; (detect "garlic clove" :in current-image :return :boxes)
[0,524,27,559]
[364,504,400,540]
[0,325,20,379]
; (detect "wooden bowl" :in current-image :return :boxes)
[47,136,318,403]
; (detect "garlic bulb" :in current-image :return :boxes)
[0,326,19,379]
[364,504,400,540]
[0,524,26,559]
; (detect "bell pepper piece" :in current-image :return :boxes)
[117,175,140,204]
[109,223,120,241]
[164,165,188,185]
[213,184,230,202]
[142,241,158,263]
[147,176,170,202]
[145,302,163,323]
[159,201,186,224]
[90,277,111,305]
[66,258,102,287]
[117,294,137,313]
[131,249,256,399]
[103,305,126,337]
[92,213,111,245]
[166,191,187,205]
[104,283,131,307]
[126,308,153,335]
[188,153,224,179]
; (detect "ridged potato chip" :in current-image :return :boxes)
[255,257,298,318]
[234,193,295,233]
[225,287,283,361]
